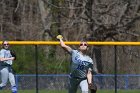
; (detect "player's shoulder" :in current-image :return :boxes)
[72,49,79,53]
[0,49,5,52]
[87,56,93,63]
[86,55,92,59]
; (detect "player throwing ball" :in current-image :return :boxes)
[0,41,17,93]
[57,35,97,93]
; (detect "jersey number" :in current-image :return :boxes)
[77,64,84,70]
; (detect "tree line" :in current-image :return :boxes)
[0,0,140,74]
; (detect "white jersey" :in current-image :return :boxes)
[70,50,93,78]
[0,49,13,65]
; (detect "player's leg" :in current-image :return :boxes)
[0,68,9,89]
[68,77,79,93]
[9,72,17,93]
[79,79,88,93]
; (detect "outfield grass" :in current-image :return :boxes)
[1,89,140,93]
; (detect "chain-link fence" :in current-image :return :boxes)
[15,74,140,90]
[1,44,140,93]
[3,74,140,91]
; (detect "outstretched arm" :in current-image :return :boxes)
[57,35,72,53]
[87,69,92,84]
[87,61,98,93]
[0,50,15,61]
[0,57,15,61]
[87,69,97,93]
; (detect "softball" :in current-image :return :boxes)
[57,35,63,39]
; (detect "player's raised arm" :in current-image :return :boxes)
[56,35,72,53]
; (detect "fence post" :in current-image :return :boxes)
[114,45,117,93]
[35,45,38,93]
[125,75,129,89]
[15,75,18,89]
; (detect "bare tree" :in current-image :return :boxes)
[1,0,140,76]
[39,0,140,74]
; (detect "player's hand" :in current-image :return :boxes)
[88,83,97,90]
[11,50,16,60]
[88,83,97,93]
[11,57,15,60]
[56,35,63,40]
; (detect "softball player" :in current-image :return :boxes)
[57,35,97,93]
[0,41,17,93]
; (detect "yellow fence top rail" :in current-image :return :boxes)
[1,41,140,45]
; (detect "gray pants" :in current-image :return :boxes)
[0,67,16,87]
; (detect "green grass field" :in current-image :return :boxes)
[1,90,140,93]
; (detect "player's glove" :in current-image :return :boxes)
[88,83,97,93]
[10,50,16,60]
[56,35,63,39]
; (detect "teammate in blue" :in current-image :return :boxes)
[0,41,17,93]
[57,35,97,93]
